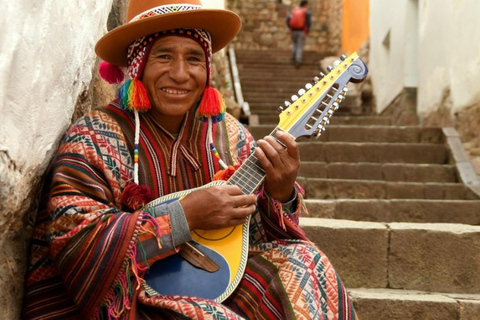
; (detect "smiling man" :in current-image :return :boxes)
[23,0,357,319]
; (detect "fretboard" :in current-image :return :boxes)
[226,128,282,194]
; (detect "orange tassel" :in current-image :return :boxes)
[212,165,238,181]
[130,78,151,111]
[195,87,226,123]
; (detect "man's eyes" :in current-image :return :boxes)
[155,54,171,60]
[187,56,203,62]
[153,55,203,62]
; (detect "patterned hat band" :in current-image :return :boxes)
[130,4,202,22]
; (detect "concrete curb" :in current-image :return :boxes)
[443,127,480,198]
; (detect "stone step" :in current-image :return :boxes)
[348,288,480,320]
[300,218,480,294]
[304,199,480,224]
[247,106,361,118]
[248,125,444,143]
[297,142,448,164]
[298,162,457,183]
[243,90,317,101]
[246,103,363,120]
[235,49,327,63]
[246,101,360,112]
[239,73,320,83]
[237,62,321,73]
[297,177,477,200]
[254,114,391,126]
[239,73,321,82]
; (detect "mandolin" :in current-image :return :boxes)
[142,52,368,302]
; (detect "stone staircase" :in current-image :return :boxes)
[235,49,480,319]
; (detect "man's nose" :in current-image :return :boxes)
[169,59,189,82]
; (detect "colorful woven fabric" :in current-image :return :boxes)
[23,102,356,319]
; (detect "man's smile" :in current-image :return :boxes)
[161,88,189,95]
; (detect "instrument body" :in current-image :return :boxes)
[143,180,250,302]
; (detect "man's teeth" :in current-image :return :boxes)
[162,88,188,95]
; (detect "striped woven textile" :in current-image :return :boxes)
[23,103,356,319]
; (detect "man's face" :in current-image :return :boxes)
[142,35,207,132]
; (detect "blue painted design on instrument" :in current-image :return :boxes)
[144,241,230,300]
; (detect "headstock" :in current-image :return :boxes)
[277,52,368,139]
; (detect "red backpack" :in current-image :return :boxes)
[289,7,307,30]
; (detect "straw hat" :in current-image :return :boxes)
[95,0,242,67]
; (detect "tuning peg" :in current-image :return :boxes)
[327,108,334,115]
[320,72,326,78]
[305,83,313,90]
[314,124,323,137]
[326,66,333,72]
[333,60,341,67]
[333,102,340,110]
[291,95,299,101]
[340,54,347,61]
[284,101,291,107]
[342,87,349,94]
[336,94,345,102]
[298,88,306,96]
[313,76,320,83]
[277,106,284,113]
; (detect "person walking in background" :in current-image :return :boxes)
[286,0,311,68]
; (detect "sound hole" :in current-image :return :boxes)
[192,226,237,241]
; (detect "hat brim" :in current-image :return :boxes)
[95,9,242,67]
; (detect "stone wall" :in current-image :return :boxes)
[227,0,343,55]
[0,1,118,318]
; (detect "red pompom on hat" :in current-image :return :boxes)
[98,61,125,84]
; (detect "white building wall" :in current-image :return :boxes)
[369,0,480,117]
[418,0,480,116]
[369,0,408,113]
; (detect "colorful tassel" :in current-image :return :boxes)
[212,165,239,181]
[195,87,226,123]
[118,78,151,112]
[98,61,125,84]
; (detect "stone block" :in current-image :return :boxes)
[331,180,387,199]
[389,223,480,294]
[300,218,388,288]
[334,199,392,222]
[298,143,327,162]
[357,163,383,180]
[303,200,336,218]
[386,182,425,199]
[328,163,359,179]
[443,184,469,200]
[404,164,456,183]
[349,289,459,320]
[423,183,445,199]
[298,162,328,178]
[383,164,406,182]
[459,299,480,320]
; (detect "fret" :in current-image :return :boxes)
[227,128,283,195]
